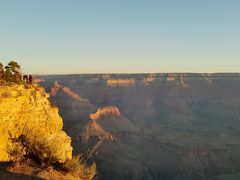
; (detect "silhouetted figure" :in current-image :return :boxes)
[28,75,33,84]
[23,75,28,84]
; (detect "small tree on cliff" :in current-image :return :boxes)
[5,61,22,83]
[4,65,12,82]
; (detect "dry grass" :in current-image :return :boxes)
[61,156,96,179]
[7,128,96,179]
[7,135,27,162]
[8,128,60,164]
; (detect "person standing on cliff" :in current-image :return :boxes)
[28,75,33,84]
[0,63,4,80]
[23,75,28,84]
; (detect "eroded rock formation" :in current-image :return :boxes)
[50,81,62,96]
[90,106,121,121]
[62,86,90,102]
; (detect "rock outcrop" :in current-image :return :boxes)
[106,79,135,87]
[0,85,72,163]
[62,86,90,103]
[90,106,121,121]
[50,81,62,96]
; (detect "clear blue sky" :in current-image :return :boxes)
[0,0,239,74]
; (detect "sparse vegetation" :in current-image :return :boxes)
[7,134,27,163]
[61,156,96,179]
[0,61,33,85]
[0,61,22,84]
[7,128,96,179]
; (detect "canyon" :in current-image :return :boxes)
[39,73,240,180]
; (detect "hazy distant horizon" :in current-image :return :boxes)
[36,72,240,76]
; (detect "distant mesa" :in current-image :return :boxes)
[102,74,192,87]
[90,106,121,121]
[106,79,135,87]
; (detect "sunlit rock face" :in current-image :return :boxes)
[62,86,90,103]
[0,85,72,163]
[106,79,135,87]
[90,106,121,121]
[50,81,92,106]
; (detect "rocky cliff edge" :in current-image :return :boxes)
[0,85,72,163]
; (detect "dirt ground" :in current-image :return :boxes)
[0,161,78,180]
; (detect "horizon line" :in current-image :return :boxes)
[33,72,240,76]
